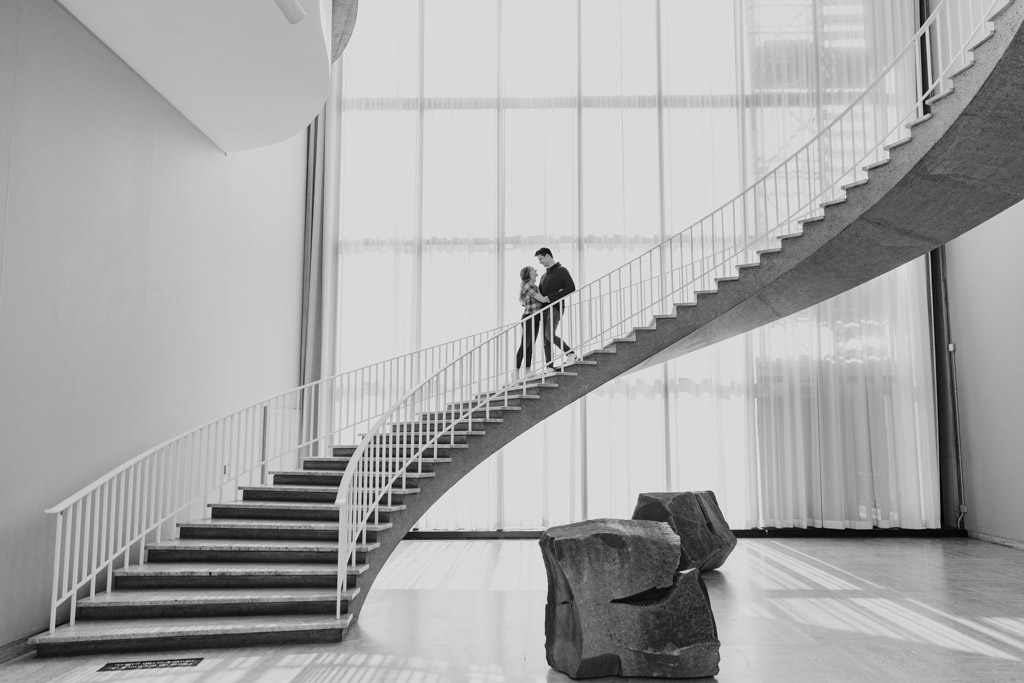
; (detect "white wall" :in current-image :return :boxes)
[0,0,306,648]
[945,198,1024,546]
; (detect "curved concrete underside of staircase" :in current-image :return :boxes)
[348,0,1024,619]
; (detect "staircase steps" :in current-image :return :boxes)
[417,408,520,421]
[146,538,379,564]
[271,470,434,487]
[76,587,358,620]
[906,113,934,129]
[926,87,954,105]
[390,420,492,432]
[301,456,452,472]
[328,457,452,473]
[31,615,352,657]
[332,442,467,457]
[883,136,913,151]
[112,561,366,590]
[239,485,347,503]
[212,499,417,520]
[353,431,478,445]
[180,518,359,541]
[452,394,541,407]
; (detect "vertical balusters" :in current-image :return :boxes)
[117,471,128,570]
[245,405,256,486]
[336,502,347,617]
[82,494,93,599]
[154,449,164,544]
[102,480,112,593]
[69,500,81,624]
[49,512,63,632]
[61,503,72,617]
[130,464,142,565]
[140,457,151,553]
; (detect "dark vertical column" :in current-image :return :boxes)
[929,247,966,529]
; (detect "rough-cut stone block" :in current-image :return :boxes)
[632,491,737,571]
[540,518,720,679]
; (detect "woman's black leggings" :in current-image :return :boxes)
[515,314,541,369]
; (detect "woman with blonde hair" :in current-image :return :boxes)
[514,265,548,380]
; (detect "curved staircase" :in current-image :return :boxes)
[31,0,1024,656]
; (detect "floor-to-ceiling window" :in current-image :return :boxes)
[333,0,940,530]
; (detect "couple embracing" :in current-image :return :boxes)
[514,247,578,381]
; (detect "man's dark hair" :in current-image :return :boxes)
[534,247,553,258]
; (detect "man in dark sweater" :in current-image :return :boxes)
[535,247,578,370]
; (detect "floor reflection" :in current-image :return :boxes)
[3,537,1023,683]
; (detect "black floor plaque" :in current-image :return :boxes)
[99,658,203,672]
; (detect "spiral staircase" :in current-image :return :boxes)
[30,0,1024,656]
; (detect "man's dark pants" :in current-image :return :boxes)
[542,305,572,364]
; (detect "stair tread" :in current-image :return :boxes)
[418,416,504,423]
[273,469,436,479]
[80,586,358,606]
[420,407,521,415]
[968,30,995,51]
[183,514,402,530]
[30,615,352,643]
[906,113,933,128]
[149,538,384,551]
[883,136,912,151]
[215,498,417,509]
[926,88,954,105]
[346,438,473,444]
[462,394,540,402]
[345,443,470,451]
[333,455,452,464]
[358,432,477,444]
[380,430,488,436]
[114,562,366,577]
[215,498,339,506]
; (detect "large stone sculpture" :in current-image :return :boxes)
[540,518,720,679]
[632,491,737,571]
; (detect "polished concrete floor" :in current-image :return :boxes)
[2,537,1023,682]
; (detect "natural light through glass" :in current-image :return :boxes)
[334,0,940,532]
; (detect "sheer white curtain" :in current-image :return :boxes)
[333,0,940,530]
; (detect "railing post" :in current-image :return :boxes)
[49,512,63,633]
[69,501,81,625]
[336,498,348,619]
[260,405,270,486]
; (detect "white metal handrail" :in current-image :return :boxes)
[332,0,1010,616]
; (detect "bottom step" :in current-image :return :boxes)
[30,614,351,657]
